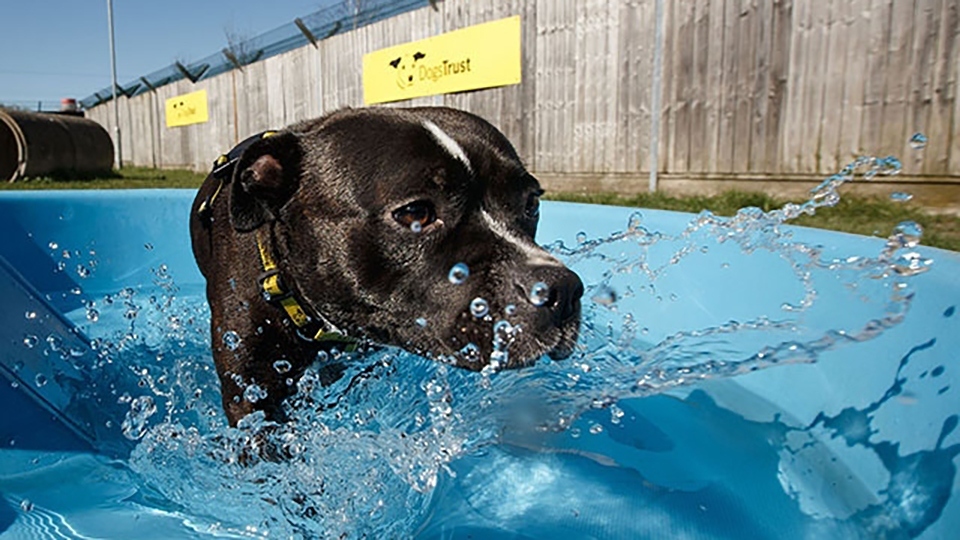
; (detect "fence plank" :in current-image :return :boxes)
[83,0,959,193]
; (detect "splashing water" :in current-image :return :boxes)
[26,154,950,539]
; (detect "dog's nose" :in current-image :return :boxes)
[531,267,584,325]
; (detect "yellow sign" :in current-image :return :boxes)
[363,16,521,105]
[165,89,209,128]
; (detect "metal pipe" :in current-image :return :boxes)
[107,0,121,168]
[648,0,665,193]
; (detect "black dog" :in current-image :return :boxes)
[190,107,583,426]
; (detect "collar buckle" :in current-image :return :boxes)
[257,268,291,303]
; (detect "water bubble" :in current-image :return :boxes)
[273,359,292,374]
[10,381,18,389]
[35,374,47,388]
[448,263,469,285]
[529,282,550,306]
[19,500,33,512]
[22,335,38,348]
[470,297,490,318]
[243,384,268,404]
[24,311,36,320]
[86,308,100,323]
[576,231,588,244]
[459,343,481,363]
[909,132,928,150]
[415,317,428,328]
[222,331,242,351]
[504,304,517,316]
[589,424,604,435]
[890,192,914,202]
[410,221,423,233]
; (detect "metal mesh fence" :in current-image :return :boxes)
[79,0,434,109]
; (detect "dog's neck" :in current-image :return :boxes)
[254,227,358,350]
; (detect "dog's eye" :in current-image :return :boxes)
[392,200,436,231]
[525,190,543,219]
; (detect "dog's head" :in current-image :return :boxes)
[228,107,582,370]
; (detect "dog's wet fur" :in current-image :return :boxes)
[190,107,583,426]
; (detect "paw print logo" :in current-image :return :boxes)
[389,51,426,90]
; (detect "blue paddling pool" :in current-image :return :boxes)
[0,188,957,539]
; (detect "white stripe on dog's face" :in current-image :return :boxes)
[481,210,562,267]
[423,120,473,174]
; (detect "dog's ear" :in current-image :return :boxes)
[230,132,302,232]
[413,51,425,61]
[389,57,401,69]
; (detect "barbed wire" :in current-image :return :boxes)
[80,0,434,109]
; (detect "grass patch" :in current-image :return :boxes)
[4,167,206,190]
[3,168,957,252]
[546,190,960,252]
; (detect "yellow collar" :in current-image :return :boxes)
[255,228,357,349]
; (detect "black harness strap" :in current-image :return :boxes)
[197,131,358,351]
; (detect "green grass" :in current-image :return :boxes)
[545,190,960,252]
[3,167,206,190]
[4,168,958,252]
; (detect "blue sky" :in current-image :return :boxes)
[0,0,327,108]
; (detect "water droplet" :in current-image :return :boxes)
[415,317,428,328]
[22,335,38,348]
[143,243,154,250]
[589,424,604,435]
[627,212,643,232]
[48,242,58,250]
[576,231,588,244]
[893,220,923,249]
[76,265,90,278]
[590,285,618,306]
[222,331,242,351]
[243,383,267,403]
[24,311,36,320]
[459,343,481,363]
[909,132,927,150]
[273,359,292,374]
[35,374,47,388]
[504,304,517,316]
[19,499,33,512]
[470,297,490,318]
[890,191,914,202]
[121,396,157,440]
[10,380,18,389]
[448,263,469,285]
[86,308,100,322]
[879,155,902,175]
[529,282,550,306]
[410,221,423,233]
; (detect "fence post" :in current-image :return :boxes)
[648,0,664,193]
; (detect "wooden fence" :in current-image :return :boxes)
[86,0,960,207]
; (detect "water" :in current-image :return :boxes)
[0,156,957,539]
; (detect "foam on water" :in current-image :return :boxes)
[5,154,955,538]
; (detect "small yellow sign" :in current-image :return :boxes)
[165,89,209,128]
[363,15,522,105]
